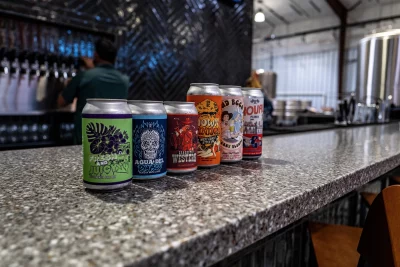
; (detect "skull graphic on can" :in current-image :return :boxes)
[129,101,167,180]
[141,129,160,160]
[132,118,166,179]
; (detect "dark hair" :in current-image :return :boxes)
[95,38,117,63]
[221,111,233,120]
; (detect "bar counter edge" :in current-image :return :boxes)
[1,123,400,267]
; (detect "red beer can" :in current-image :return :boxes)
[242,88,264,159]
[164,101,198,173]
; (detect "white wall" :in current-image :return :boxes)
[252,41,359,110]
[253,29,340,109]
[343,47,358,95]
[253,48,339,109]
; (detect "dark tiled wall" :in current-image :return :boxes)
[0,0,253,101]
[0,17,103,57]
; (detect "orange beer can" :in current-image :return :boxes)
[187,83,222,168]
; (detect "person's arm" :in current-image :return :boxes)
[57,57,93,108]
[57,94,68,108]
[58,72,82,108]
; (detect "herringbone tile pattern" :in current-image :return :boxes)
[0,0,253,101]
[121,0,253,101]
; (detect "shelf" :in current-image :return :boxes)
[0,110,75,116]
[0,141,57,150]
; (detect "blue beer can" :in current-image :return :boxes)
[128,100,167,179]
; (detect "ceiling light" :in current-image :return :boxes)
[255,9,265,23]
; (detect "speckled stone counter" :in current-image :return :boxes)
[1,123,400,267]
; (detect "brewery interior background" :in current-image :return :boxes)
[2,1,400,267]
[1,0,400,150]
[253,0,400,110]
[0,0,253,149]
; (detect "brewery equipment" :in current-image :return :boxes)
[300,100,312,111]
[272,99,313,126]
[285,100,301,125]
[357,29,400,122]
[259,71,277,100]
[272,99,285,125]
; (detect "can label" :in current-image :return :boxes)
[82,114,132,185]
[132,115,167,178]
[221,96,244,161]
[167,114,198,171]
[187,95,222,166]
[243,97,264,157]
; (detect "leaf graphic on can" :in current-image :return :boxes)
[86,122,129,155]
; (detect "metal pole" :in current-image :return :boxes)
[326,0,348,101]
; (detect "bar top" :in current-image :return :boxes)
[2,123,400,267]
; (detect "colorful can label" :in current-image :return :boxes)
[82,114,132,185]
[132,115,167,179]
[221,96,244,162]
[243,97,264,157]
[187,95,222,166]
[167,114,198,172]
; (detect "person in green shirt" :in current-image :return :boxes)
[58,38,129,145]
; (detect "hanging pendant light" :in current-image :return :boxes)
[255,9,265,23]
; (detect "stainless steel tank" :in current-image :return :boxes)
[284,100,301,125]
[259,71,277,100]
[300,100,312,111]
[358,30,400,106]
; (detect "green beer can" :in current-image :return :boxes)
[82,99,132,190]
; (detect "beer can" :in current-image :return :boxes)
[219,85,244,163]
[187,83,222,168]
[128,100,167,179]
[82,99,132,190]
[242,88,264,159]
[164,101,198,173]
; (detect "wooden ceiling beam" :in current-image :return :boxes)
[326,0,347,22]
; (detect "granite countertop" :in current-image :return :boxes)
[1,123,400,267]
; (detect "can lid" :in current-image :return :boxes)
[87,98,127,102]
[164,101,195,104]
[128,100,163,103]
[241,87,261,90]
[190,83,219,86]
[219,85,240,88]
[219,85,243,96]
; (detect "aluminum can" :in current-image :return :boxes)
[82,98,132,190]
[164,101,198,173]
[242,88,264,159]
[219,85,244,163]
[187,83,222,168]
[128,100,167,179]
